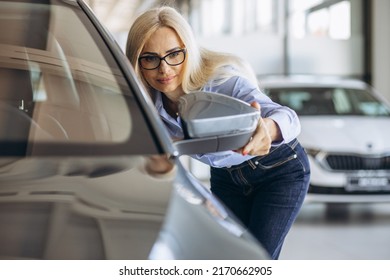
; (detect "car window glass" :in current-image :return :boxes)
[350,89,390,116]
[0,1,158,154]
[333,88,351,113]
[267,87,390,117]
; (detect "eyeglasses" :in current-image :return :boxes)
[138,49,186,70]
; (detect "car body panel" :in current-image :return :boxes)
[299,117,390,153]
[0,156,172,259]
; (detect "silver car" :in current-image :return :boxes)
[0,0,268,260]
[260,75,390,204]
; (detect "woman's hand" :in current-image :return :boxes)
[144,154,175,176]
[236,101,282,156]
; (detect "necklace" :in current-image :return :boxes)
[162,95,179,118]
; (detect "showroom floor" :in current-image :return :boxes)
[279,202,390,260]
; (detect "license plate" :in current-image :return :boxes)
[347,176,390,192]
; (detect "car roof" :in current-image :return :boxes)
[258,75,369,90]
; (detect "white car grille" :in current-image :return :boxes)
[326,155,390,171]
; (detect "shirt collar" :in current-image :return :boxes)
[154,90,179,122]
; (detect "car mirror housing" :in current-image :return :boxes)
[173,92,260,155]
[174,130,255,155]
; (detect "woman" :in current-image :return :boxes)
[126,6,310,259]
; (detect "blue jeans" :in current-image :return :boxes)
[210,139,310,259]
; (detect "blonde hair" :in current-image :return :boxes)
[126,6,257,93]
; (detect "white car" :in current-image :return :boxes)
[260,76,390,203]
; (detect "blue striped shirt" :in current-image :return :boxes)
[154,75,301,167]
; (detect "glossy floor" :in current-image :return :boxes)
[280,202,390,260]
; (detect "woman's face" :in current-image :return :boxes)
[140,27,185,99]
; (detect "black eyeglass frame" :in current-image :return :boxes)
[138,48,187,70]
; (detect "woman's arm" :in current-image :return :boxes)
[205,75,300,156]
[235,101,282,156]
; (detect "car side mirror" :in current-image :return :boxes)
[173,92,260,155]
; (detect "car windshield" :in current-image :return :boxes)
[265,87,390,117]
[0,1,159,155]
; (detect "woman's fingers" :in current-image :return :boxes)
[233,101,272,156]
[242,117,271,156]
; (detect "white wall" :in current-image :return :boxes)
[197,33,285,76]
[372,0,390,101]
[196,0,366,80]
[288,36,364,76]
[288,0,364,78]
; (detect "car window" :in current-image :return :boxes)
[266,87,390,117]
[348,89,390,116]
[0,1,159,155]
